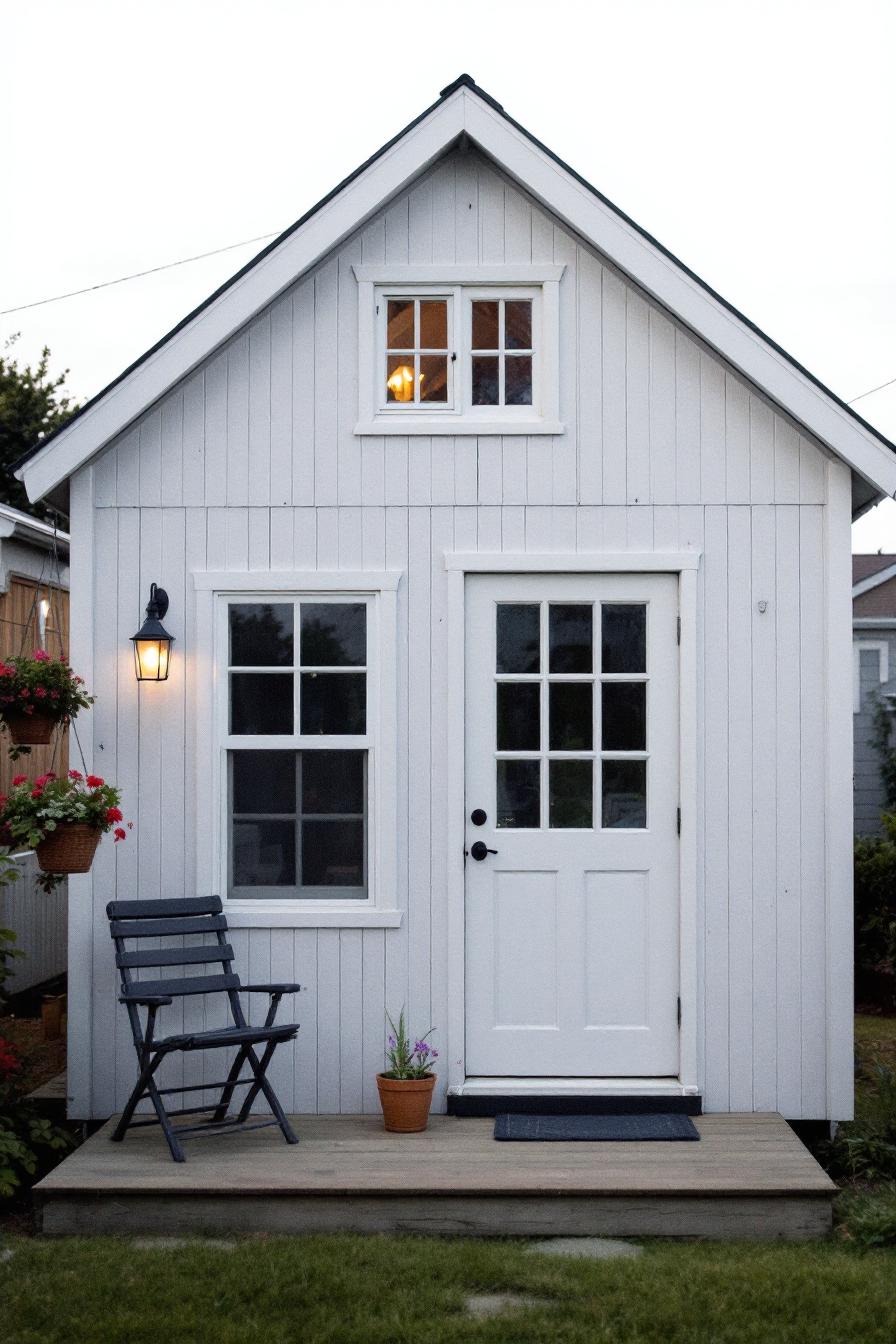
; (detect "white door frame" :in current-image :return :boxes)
[444,551,701,1096]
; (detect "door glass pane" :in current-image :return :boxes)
[230,673,294,734]
[496,604,540,673]
[472,356,499,405]
[302,819,364,887]
[549,760,593,828]
[300,604,366,666]
[419,300,447,348]
[420,355,448,403]
[301,674,366,734]
[301,750,365,814]
[233,820,296,886]
[549,682,593,750]
[496,758,540,828]
[602,683,647,751]
[496,682,540,751]
[472,300,499,349]
[602,604,647,673]
[504,356,532,405]
[549,605,592,672]
[505,300,532,349]
[602,760,647,828]
[232,750,296,813]
[230,603,293,667]
[387,299,414,349]
[386,356,416,403]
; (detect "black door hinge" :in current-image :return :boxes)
[676,806,681,835]
[677,996,682,1027]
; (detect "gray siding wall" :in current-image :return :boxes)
[69,146,844,1120]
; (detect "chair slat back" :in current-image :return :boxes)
[108,896,247,1044]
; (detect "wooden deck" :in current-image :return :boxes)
[37,1112,836,1240]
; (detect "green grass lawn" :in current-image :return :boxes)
[1,1234,895,1344]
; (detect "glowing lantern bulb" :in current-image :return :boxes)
[386,364,420,403]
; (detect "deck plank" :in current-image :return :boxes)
[37,1113,835,1239]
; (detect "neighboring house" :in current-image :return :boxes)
[13,76,896,1126]
[0,503,70,993]
[853,553,896,836]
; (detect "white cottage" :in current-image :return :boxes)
[16,76,896,1126]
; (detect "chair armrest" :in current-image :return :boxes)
[241,983,301,994]
[119,993,173,1007]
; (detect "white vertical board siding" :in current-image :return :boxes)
[72,146,847,1119]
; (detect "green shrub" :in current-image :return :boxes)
[854,815,896,992]
[837,1185,896,1247]
[821,1063,896,1180]
[0,1036,72,1200]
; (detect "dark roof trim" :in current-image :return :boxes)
[15,73,896,475]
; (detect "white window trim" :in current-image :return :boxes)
[193,570,402,929]
[354,264,564,435]
[853,639,890,714]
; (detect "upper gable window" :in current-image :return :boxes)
[354,266,564,435]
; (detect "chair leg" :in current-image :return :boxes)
[111,1054,163,1143]
[211,1046,249,1123]
[146,1075,186,1163]
[239,1042,299,1145]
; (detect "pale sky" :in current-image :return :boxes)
[5,0,896,549]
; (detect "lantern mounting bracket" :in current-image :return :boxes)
[146,583,169,621]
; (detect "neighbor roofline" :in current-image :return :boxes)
[853,560,896,598]
[15,73,896,505]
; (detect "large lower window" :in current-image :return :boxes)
[224,596,371,899]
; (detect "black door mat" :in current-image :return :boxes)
[494,1112,700,1141]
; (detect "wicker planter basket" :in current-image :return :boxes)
[35,823,101,875]
[376,1073,436,1132]
[3,709,60,746]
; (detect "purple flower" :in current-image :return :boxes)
[387,1035,397,1050]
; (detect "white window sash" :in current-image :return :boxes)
[192,570,401,929]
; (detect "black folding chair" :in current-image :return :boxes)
[107,895,300,1163]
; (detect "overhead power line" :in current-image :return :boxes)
[0,231,280,316]
[848,374,896,406]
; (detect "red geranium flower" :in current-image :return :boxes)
[113,827,127,842]
[86,775,105,789]
[12,774,27,787]
[30,787,43,799]
[68,770,82,781]
[33,649,51,663]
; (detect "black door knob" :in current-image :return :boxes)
[470,841,497,861]
[471,808,487,826]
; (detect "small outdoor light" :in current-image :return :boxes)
[131,583,174,682]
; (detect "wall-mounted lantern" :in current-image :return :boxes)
[131,583,174,682]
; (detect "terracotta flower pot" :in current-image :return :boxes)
[35,822,101,875]
[376,1072,436,1132]
[3,709,60,745]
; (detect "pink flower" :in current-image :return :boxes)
[113,827,127,843]
[33,649,51,663]
[68,770,82,781]
[34,686,48,699]
[18,688,29,699]
[50,691,59,700]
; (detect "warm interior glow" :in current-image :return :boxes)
[134,638,170,681]
[386,363,417,402]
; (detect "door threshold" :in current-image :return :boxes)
[447,1078,701,1117]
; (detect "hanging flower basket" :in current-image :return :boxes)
[0,650,94,756]
[0,771,131,888]
[4,709,60,746]
[35,822,101,875]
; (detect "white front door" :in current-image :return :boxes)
[464,574,680,1077]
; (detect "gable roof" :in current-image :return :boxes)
[15,74,896,514]
[854,555,896,598]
